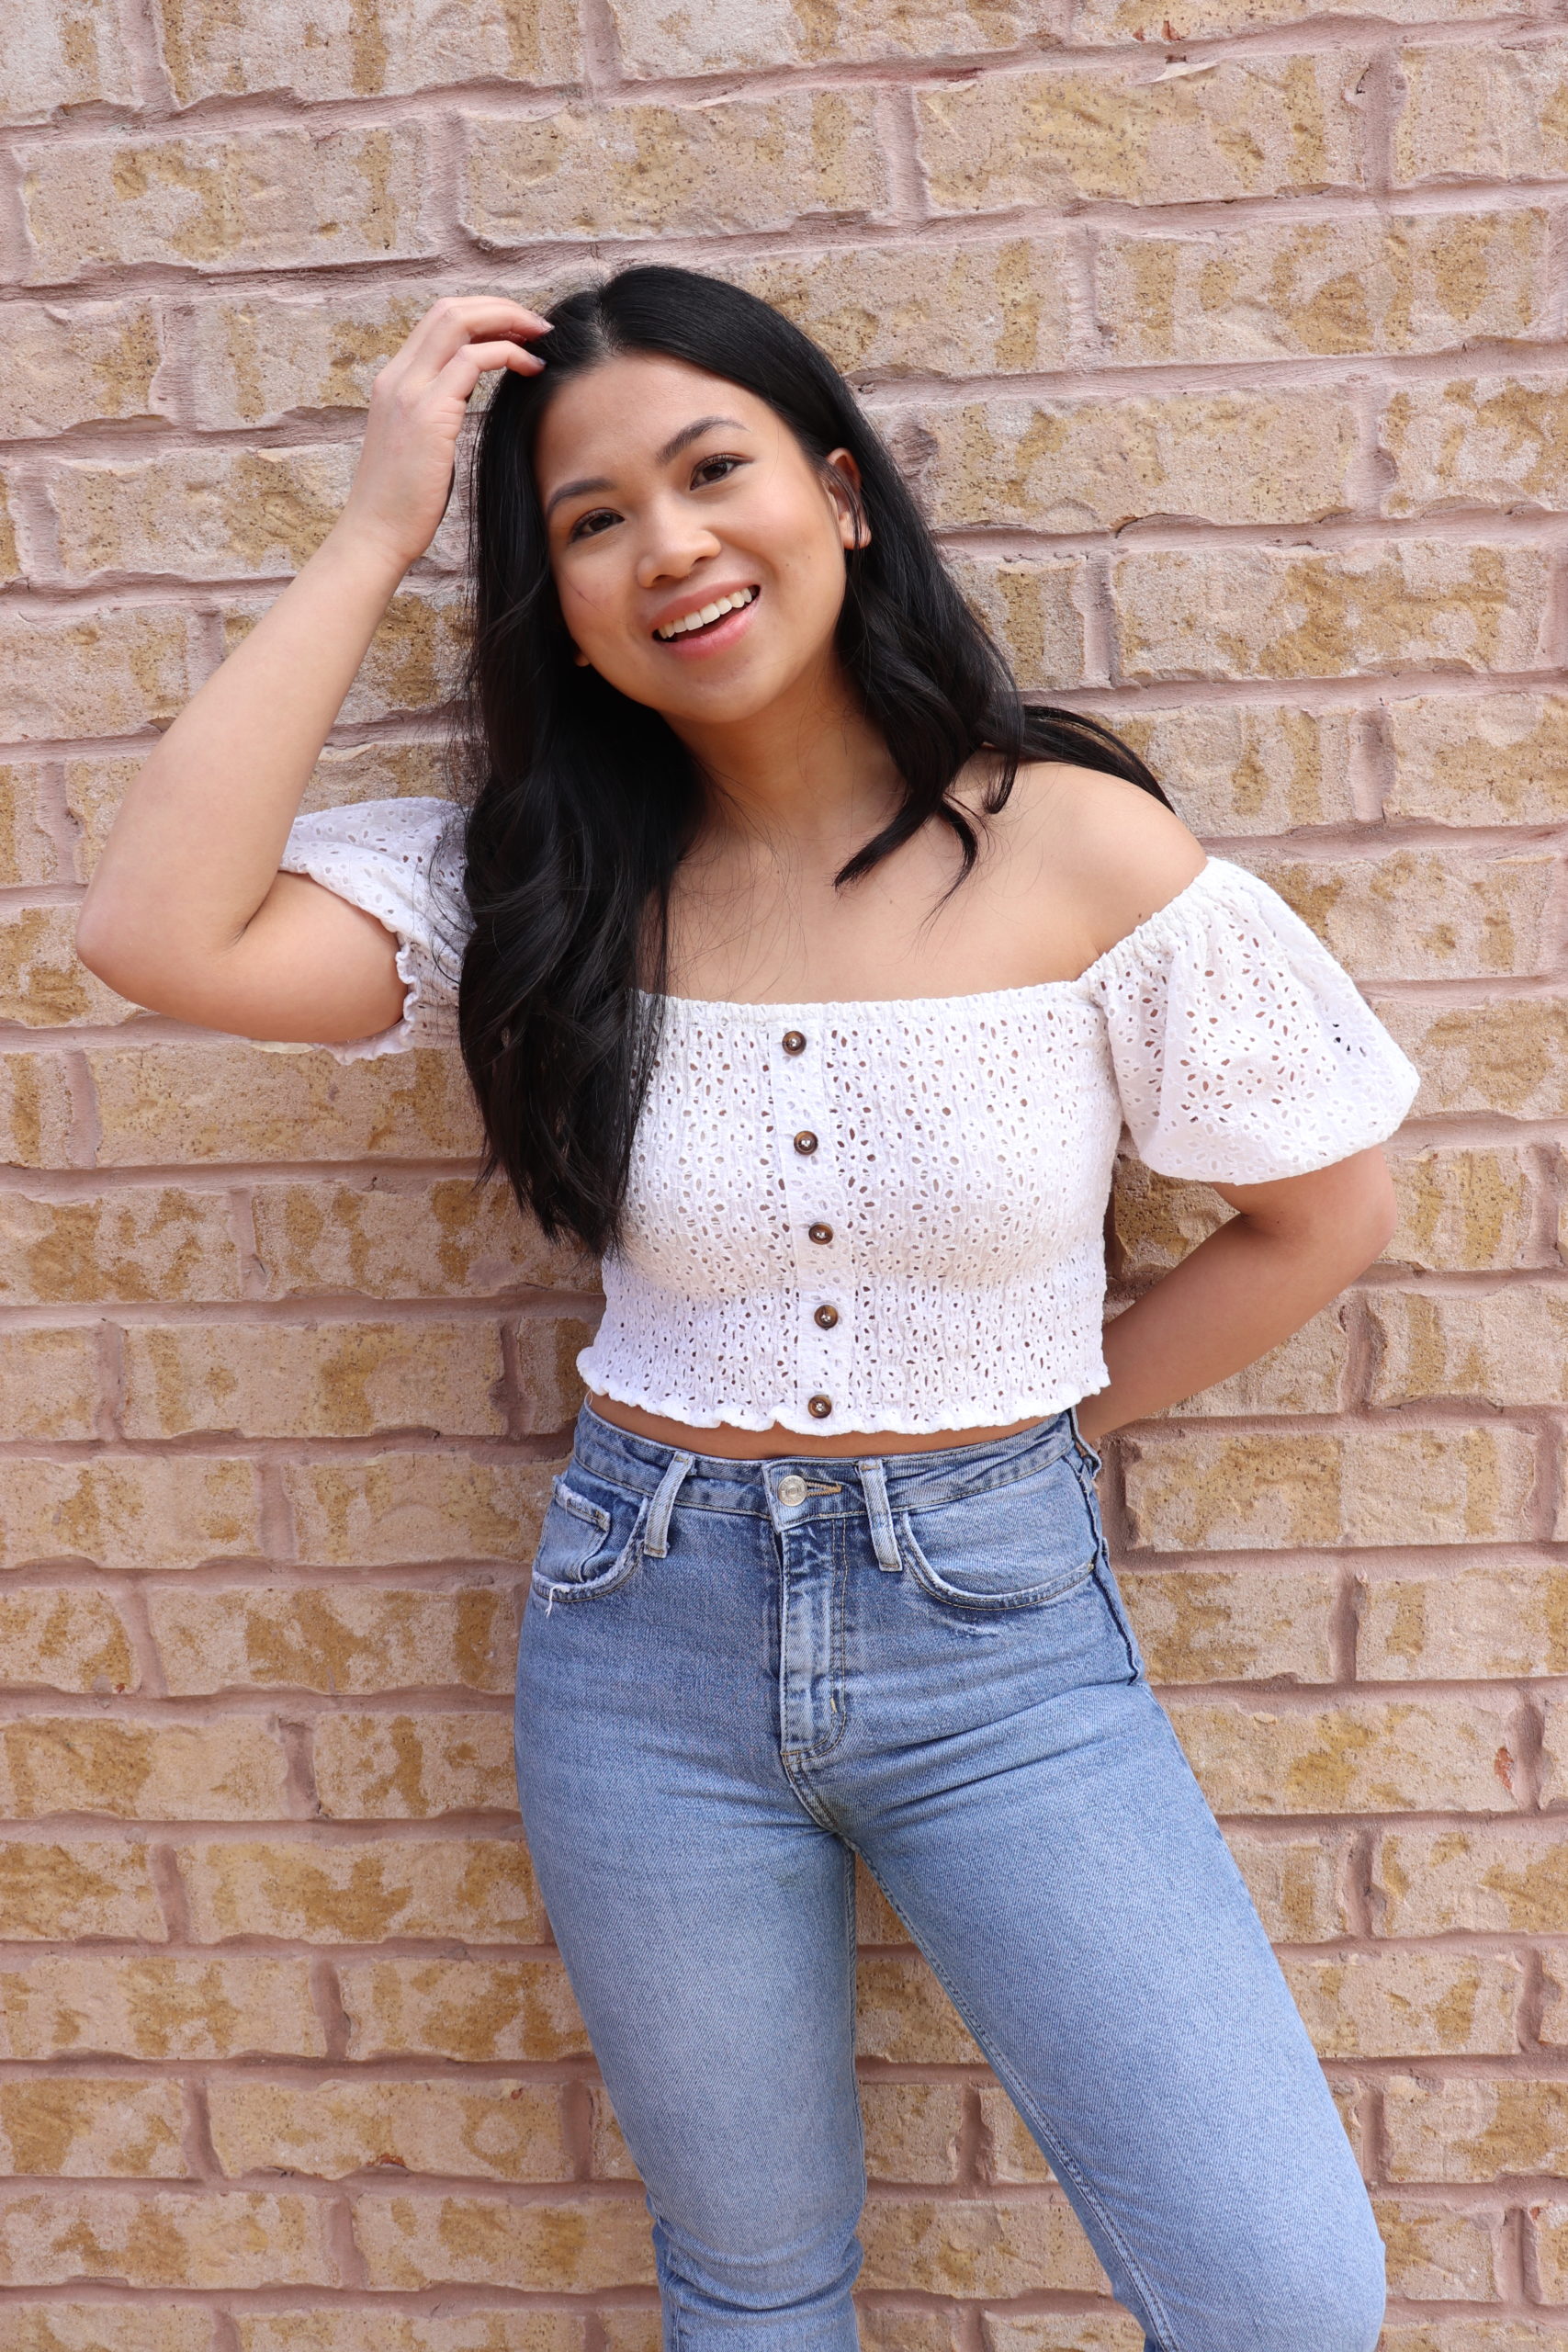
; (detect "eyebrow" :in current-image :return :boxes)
[543,416,751,522]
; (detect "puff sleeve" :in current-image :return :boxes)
[1081,854,1421,1183]
[276,796,470,1059]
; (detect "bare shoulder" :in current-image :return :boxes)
[1005,758,1208,962]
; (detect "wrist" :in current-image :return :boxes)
[316,514,418,595]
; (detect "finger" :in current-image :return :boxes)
[436,338,548,392]
[383,299,551,388]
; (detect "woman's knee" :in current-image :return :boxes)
[1224,2212,1386,2352]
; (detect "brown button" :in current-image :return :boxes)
[793,1130,818,1155]
[807,1394,832,1419]
[807,1222,833,1245]
[814,1304,839,1329]
[782,1030,807,1055]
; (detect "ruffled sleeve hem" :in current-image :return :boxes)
[1081,854,1422,1184]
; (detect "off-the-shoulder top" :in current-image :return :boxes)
[279,797,1421,1437]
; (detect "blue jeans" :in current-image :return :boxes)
[514,1400,1386,2352]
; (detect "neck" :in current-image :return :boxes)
[671,652,903,869]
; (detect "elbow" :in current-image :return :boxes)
[73,896,137,998]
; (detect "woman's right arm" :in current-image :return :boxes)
[74,296,550,1046]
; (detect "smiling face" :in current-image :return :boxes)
[534,352,865,737]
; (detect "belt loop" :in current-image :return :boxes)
[857,1455,904,1574]
[643,1451,694,1558]
[1067,1401,1102,1478]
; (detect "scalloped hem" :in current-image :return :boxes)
[576,1363,1112,1439]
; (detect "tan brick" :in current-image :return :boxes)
[1096,211,1551,363]
[186,286,454,430]
[1532,2204,1568,2301]
[150,1585,521,1698]
[337,1957,587,2060]
[119,1318,504,1439]
[1533,1702,1568,1808]
[862,2314,960,2352]
[1374,2197,1502,2300]
[1224,1827,1353,1940]
[0,1717,289,1822]
[1361,1561,1568,1680]
[613,0,1036,73]
[1112,542,1550,683]
[154,0,577,102]
[249,1177,592,1299]
[0,1057,73,1170]
[920,390,1356,532]
[982,2321,1142,2352]
[855,1860,910,1945]
[21,126,435,283]
[0,1455,262,1572]
[237,2318,578,2352]
[1367,1285,1568,1408]
[1282,1951,1521,2058]
[860,2083,965,2184]
[599,2319,663,2352]
[1385,2075,1568,2182]
[0,2078,187,2177]
[1388,691,1568,824]
[0,1591,137,1695]
[457,93,885,243]
[855,1954,981,2064]
[949,554,1088,694]
[1384,1147,1535,1272]
[589,2087,637,2180]
[285,1454,552,1567]
[220,581,466,723]
[0,1330,97,1442]
[0,300,165,438]
[1110,703,1358,835]
[46,446,355,583]
[209,2077,569,2182]
[1365,2328,1568,2352]
[1386,379,1568,519]
[1374,995,1568,1122]
[354,2189,654,2288]
[733,237,1072,379]
[1167,1692,1520,1815]
[1148,1310,1348,1419]
[978,2085,1052,2183]
[5,0,135,122]
[917,54,1365,211]
[0,1841,164,1940]
[0,769,60,887]
[0,1186,239,1306]
[1119,1565,1336,1684]
[178,1837,544,1944]
[0,2309,215,2352]
[1109,1160,1229,1280]
[1122,1424,1537,1551]
[0,905,133,1027]
[1394,39,1568,187]
[514,1314,597,1433]
[0,2188,333,2285]
[90,1043,482,1165]
[1252,848,1553,980]
[0,1956,323,2058]
[0,605,193,743]
[859,2193,1107,2295]
[313,1711,515,1818]
[1374,1826,1568,1936]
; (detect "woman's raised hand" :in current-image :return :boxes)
[338,295,551,572]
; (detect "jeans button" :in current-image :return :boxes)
[778,1474,807,1507]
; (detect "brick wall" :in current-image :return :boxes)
[1,0,1565,2343]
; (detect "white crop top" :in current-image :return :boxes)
[279,797,1421,1437]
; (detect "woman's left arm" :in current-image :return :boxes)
[1077,1147,1397,1447]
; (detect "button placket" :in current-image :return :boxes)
[770,1017,853,1427]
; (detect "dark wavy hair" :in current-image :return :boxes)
[453,264,1173,1258]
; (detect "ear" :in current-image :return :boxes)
[572,645,592,667]
[824,447,870,552]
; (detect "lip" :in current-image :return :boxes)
[649,584,761,657]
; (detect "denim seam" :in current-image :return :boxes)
[897,1511,1100,1614]
[843,1843,1183,2352]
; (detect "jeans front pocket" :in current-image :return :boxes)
[897,1448,1100,1613]
[530,1470,650,1607]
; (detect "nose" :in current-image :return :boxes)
[636,494,723,588]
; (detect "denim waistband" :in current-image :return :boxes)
[570,1396,1100,1527]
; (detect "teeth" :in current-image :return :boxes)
[656,586,756,639]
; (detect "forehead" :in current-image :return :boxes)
[533,352,780,486]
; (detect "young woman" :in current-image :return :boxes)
[78,269,1420,2352]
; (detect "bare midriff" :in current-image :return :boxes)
[584,1390,1053,1460]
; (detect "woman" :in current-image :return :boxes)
[77,268,1419,2351]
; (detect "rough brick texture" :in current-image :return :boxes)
[3,0,1563,2336]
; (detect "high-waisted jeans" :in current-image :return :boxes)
[514,1399,1386,2352]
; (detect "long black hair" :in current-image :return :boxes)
[453,264,1173,1258]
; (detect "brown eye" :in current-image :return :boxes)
[693,455,743,486]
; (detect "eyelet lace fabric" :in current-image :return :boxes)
[280,797,1422,1436]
